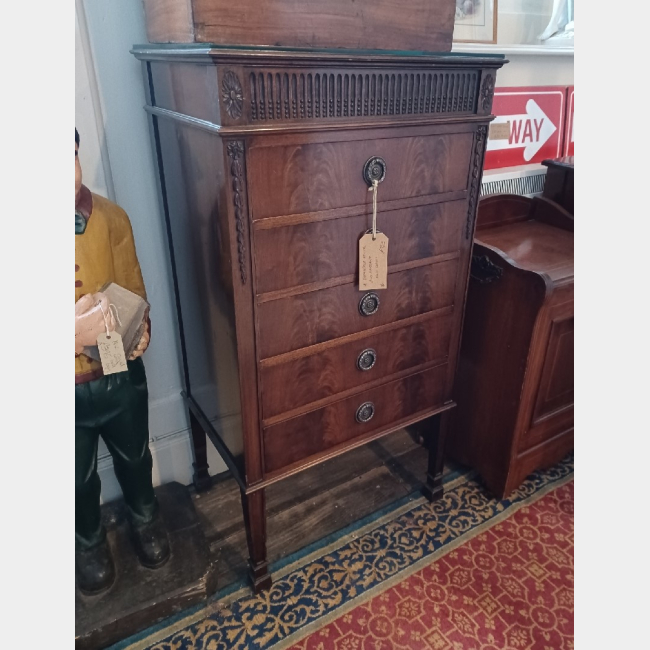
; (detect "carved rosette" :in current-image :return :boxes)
[471,255,503,284]
[480,74,495,113]
[465,126,488,240]
[227,141,247,284]
[222,71,243,120]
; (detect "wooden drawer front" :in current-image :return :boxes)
[254,200,466,295]
[257,260,458,359]
[263,365,447,473]
[248,132,474,220]
[260,309,453,420]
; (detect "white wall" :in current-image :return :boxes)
[452,44,574,87]
[491,52,574,87]
[75,0,230,502]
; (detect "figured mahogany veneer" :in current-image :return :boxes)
[134,44,505,594]
[257,259,459,358]
[448,193,574,498]
[254,200,467,294]
[264,364,448,473]
[248,130,474,220]
[260,309,454,420]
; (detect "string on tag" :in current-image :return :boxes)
[368,179,379,240]
[109,304,122,328]
[98,301,121,339]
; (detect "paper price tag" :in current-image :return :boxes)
[489,122,510,141]
[359,232,389,290]
[97,331,128,375]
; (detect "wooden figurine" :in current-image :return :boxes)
[75,128,170,595]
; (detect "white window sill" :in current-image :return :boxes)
[452,43,574,57]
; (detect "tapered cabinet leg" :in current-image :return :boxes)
[422,411,450,502]
[189,409,212,492]
[241,488,272,594]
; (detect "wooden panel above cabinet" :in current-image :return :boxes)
[143,0,456,51]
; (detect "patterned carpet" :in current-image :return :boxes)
[118,455,573,650]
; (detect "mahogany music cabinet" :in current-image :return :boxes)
[133,44,505,592]
[448,194,574,498]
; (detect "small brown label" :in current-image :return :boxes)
[97,331,128,375]
[359,232,389,290]
[489,122,510,141]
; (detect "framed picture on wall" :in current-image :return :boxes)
[453,0,498,44]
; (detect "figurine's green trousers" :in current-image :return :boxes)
[75,358,157,550]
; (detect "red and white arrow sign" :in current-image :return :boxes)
[484,87,566,170]
[487,99,557,162]
[563,86,574,156]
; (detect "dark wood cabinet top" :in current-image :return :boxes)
[475,194,573,285]
[477,221,573,282]
[132,43,506,63]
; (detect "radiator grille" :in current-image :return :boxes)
[481,172,546,198]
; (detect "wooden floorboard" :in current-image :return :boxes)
[192,428,430,590]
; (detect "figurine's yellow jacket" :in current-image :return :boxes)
[75,189,146,384]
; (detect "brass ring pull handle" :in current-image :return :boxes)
[359,292,380,316]
[356,401,375,423]
[363,156,387,186]
[357,348,377,371]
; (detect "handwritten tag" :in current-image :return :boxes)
[97,331,128,375]
[359,232,389,290]
[489,122,510,141]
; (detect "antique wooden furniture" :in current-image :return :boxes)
[448,193,574,498]
[133,44,505,592]
[542,156,574,214]
[142,0,455,51]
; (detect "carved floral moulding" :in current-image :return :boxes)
[465,126,488,240]
[479,73,495,113]
[226,140,248,285]
[222,71,244,120]
[470,254,503,284]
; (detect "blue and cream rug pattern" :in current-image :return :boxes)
[114,454,574,650]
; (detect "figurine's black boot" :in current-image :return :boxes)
[76,539,116,595]
[130,511,171,569]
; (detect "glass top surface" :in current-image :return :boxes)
[133,43,505,59]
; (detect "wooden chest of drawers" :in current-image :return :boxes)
[133,45,505,592]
